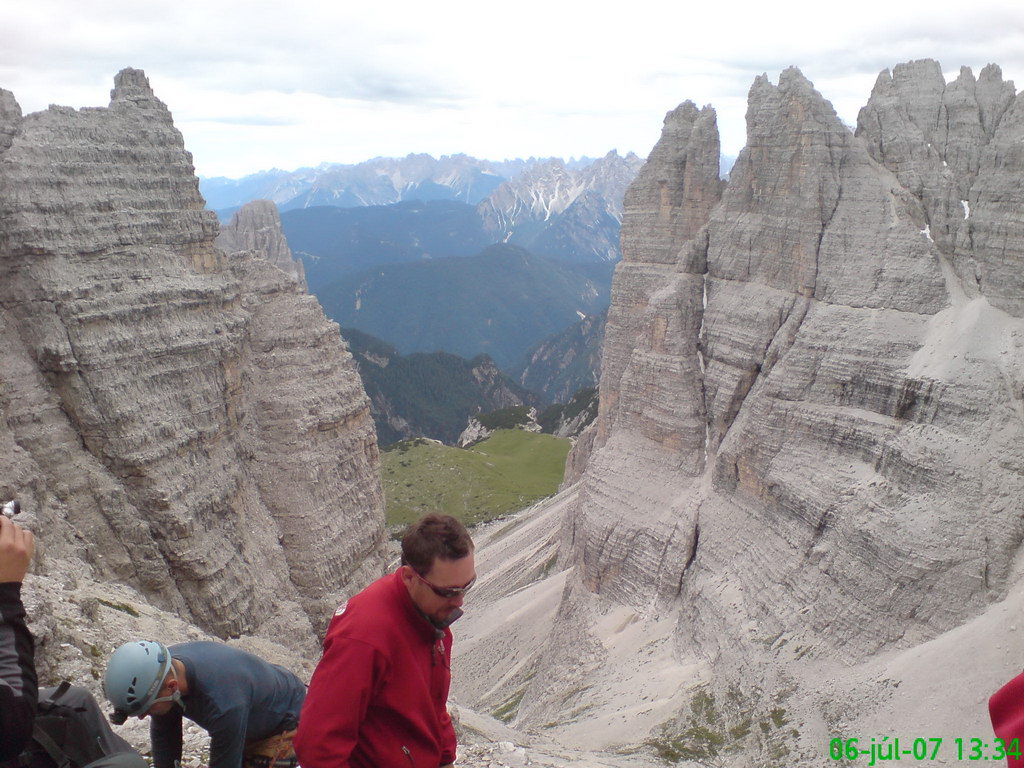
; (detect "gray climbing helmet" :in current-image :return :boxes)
[104,640,175,720]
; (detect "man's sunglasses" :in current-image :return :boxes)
[411,569,477,598]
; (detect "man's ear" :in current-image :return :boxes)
[399,564,413,583]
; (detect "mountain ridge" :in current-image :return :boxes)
[453,59,1024,765]
[315,244,614,370]
[201,153,600,215]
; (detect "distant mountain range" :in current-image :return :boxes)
[206,152,631,399]
[204,151,642,265]
[202,154,587,217]
[478,152,643,261]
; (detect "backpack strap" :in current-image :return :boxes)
[39,681,74,710]
[2,682,83,768]
[28,682,104,768]
[29,721,72,768]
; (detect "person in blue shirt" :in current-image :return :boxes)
[104,640,305,768]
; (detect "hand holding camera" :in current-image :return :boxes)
[0,500,34,584]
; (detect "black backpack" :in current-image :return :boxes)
[10,683,106,768]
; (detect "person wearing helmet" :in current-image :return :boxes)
[295,513,475,768]
[104,640,305,768]
[103,640,179,722]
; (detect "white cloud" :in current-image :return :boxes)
[2,0,1023,177]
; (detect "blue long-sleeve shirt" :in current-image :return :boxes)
[0,582,37,760]
[150,641,305,768]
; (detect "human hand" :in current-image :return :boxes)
[0,514,34,583]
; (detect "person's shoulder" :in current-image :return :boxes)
[338,572,400,611]
[170,640,231,658]
[325,573,404,642]
[171,641,256,671]
[170,639,217,652]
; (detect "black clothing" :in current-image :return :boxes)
[0,584,143,768]
[0,582,37,760]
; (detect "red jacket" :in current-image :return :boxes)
[295,571,457,768]
[991,670,1024,766]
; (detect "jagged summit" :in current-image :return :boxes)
[857,58,1022,314]
[110,67,161,106]
[456,60,1024,765]
[216,199,307,287]
[0,70,386,652]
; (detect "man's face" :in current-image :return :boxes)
[403,553,476,625]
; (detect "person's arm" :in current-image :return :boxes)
[294,636,386,768]
[0,583,36,760]
[439,706,458,767]
[438,641,457,768]
[205,706,248,768]
[0,516,37,760]
[150,708,185,768]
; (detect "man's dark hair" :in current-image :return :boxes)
[401,514,473,575]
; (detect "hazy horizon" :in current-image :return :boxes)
[4,0,1022,178]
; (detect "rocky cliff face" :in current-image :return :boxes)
[513,311,605,405]
[0,69,387,650]
[216,200,307,288]
[856,60,1023,315]
[455,61,1024,764]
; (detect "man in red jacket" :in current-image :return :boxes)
[295,513,475,768]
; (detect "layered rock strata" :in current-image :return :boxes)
[462,61,1024,763]
[0,69,386,648]
[585,60,1024,655]
[216,199,307,287]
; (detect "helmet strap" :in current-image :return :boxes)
[148,664,184,712]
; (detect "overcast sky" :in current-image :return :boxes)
[3,1,1023,179]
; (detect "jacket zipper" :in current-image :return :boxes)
[432,636,448,669]
[432,638,443,666]
[402,746,416,767]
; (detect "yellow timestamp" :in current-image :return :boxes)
[829,736,1021,764]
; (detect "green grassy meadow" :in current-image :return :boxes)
[381,429,571,528]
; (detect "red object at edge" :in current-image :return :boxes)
[990,670,1024,766]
